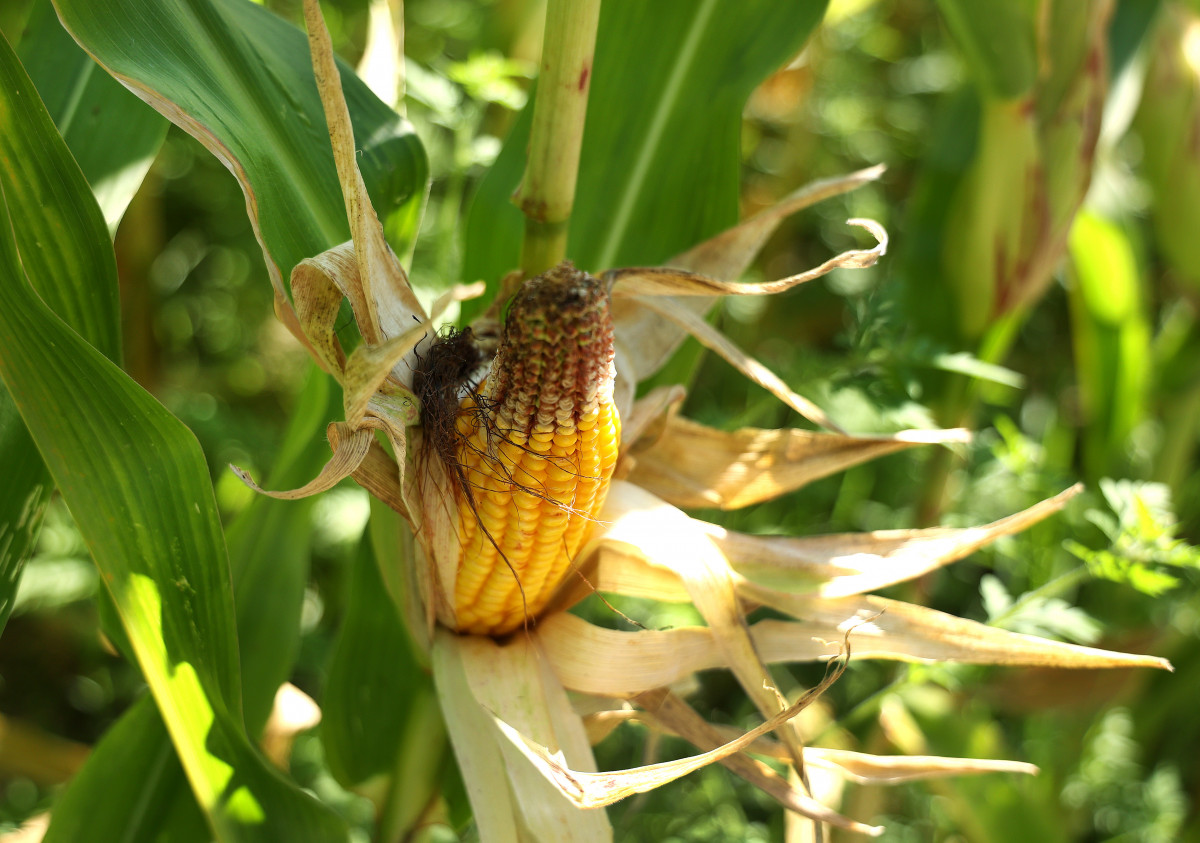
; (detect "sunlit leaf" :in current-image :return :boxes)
[43,368,343,841]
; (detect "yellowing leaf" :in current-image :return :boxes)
[302,0,426,350]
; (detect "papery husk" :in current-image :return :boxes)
[538,605,1169,699]
[432,629,612,843]
[706,484,1082,596]
[628,414,969,510]
[634,687,879,835]
[617,384,686,452]
[568,480,814,774]
[555,485,1083,604]
[486,634,883,836]
[536,481,1170,698]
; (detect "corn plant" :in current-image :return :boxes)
[0,0,1183,841]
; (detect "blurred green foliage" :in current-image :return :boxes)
[2,0,1200,839]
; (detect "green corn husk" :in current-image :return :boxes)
[937,0,1112,341]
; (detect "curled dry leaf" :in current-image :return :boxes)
[234,2,431,508]
[671,167,887,280]
[611,167,888,386]
[303,0,426,350]
[230,423,375,500]
[607,219,887,298]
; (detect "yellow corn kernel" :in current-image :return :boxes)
[451,263,619,636]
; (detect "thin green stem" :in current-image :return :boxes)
[514,0,602,277]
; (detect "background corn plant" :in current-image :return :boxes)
[0,0,1198,840]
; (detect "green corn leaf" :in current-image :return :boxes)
[0,30,120,635]
[43,367,343,842]
[52,0,429,296]
[17,0,168,233]
[0,101,349,843]
[462,0,829,318]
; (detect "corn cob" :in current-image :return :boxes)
[444,263,620,635]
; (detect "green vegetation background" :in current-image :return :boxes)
[1,0,1198,840]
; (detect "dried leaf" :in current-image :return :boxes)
[330,424,404,514]
[616,702,1039,786]
[707,485,1082,596]
[539,613,721,696]
[635,295,841,431]
[303,0,426,350]
[494,642,880,835]
[429,281,487,321]
[408,439,463,629]
[230,423,374,499]
[671,168,886,281]
[582,481,808,766]
[540,593,1171,697]
[545,545,691,614]
[637,689,878,834]
[342,323,426,426]
[609,168,885,385]
[431,631,524,843]
[744,591,1174,671]
[290,242,357,376]
[804,748,1038,785]
[629,415,969,510]
[607,219,887,298]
